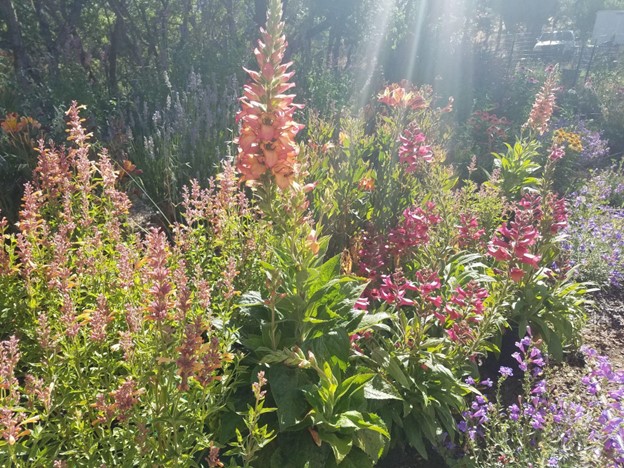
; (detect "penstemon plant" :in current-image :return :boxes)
[453,331,624,467]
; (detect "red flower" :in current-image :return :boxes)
[487,193,543,274]
[398,125,433,172]
[388,203,441,255]
[457,214,486,248]
[510,267,525,282]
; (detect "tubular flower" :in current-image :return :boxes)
[456,214,486,249]
[548,143,566,161]
[523,66,559,136]
[357,229,389,281]
[234,0,304,189]
[398,124,433,172]
[388,202,441,255]
[487,194,543,281]
[547,194,567,235]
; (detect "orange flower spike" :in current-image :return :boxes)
[235,0,303,189]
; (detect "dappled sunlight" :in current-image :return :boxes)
[1,0,624,466]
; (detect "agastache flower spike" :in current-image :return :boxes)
[235,0,304,189]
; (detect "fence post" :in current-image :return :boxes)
[584,44,597,84]
[574,40,586,86]
[507,30,517,75]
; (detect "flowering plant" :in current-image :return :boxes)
[235,0,304,189]
[0,104,248,466]
[455,333,624,467]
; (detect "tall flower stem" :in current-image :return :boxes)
[235,0,303,189]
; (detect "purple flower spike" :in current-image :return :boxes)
[531,380,547,395]
[457,420,468,433]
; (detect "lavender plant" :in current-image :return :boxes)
[124,70,240,218]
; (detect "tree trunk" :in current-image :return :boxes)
[0,0,34,84]
[108,15,123,96]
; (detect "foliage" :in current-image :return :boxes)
[0,112,42,222]
[0,103,268,466]
[491,140,542,199]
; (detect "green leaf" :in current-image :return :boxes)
[404,419,428,460]
[337,447,375,468]
[309,329,351,372]
[239,290,265,307]
[268,366,310,431]
[358,312,393,330]
[269,432,330,468]
[308,255,341,295]
[354,429,387,463]
[320,431,353,464]
[336,374,375,404]
[363,380,403,401]
[340,411,389,438]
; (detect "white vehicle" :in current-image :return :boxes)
[533,31,576,57]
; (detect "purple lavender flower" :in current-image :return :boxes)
[512,351,529,372]
[457,420,468,433]
[531,380,547,395]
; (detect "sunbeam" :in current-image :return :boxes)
[354,0,397,110]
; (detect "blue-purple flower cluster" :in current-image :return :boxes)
[551,118,610,162]
[565,166,624,287]
[581,346,624,465]
[576,120,610,162]
[458,331,624,466]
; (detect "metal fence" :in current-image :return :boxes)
[486,32,624,85]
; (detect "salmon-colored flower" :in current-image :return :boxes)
[234,0,304,189]
[524,66,559,135]
[358,176,375,192]
[1,113,40,135]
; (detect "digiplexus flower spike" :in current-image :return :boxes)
[523,65,559,136]
[235,0,304,189]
